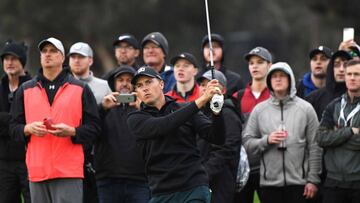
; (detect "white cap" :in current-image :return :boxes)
[38,37,65,56]
[68,42,93,57]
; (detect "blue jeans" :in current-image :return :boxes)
[149,185,211,203]
[96,178,150,203]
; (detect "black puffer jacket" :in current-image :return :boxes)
[0,73,31,160]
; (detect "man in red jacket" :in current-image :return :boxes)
[10,37,100,203]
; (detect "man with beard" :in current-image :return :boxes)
[297,46,332,98]
[95,66,150,203]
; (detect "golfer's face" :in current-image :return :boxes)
[135,76,164,106]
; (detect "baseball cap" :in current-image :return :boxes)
[170,52,199,68]
[141,32,169,56]
[38,37,65,56]
[68,42,93,57]
[1,40,28,67]
[113,65,136,78]
[309,46,332,59]
[113,34,139,49]
[131,65,163,85]
[197,69,227,87]
[332,50,352,61]
[244,47,272,63]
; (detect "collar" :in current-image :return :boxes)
[77,71,94,83]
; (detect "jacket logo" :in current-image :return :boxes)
[49,85,55,90]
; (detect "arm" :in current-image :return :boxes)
[9,86,28,142]
[316,102,353,148]
[243,107,270,155]
[71,85,101,144]
[203,107,241,178]
[340,128,360,151]
[128,79,222,140]
[0,112,11,137]
[127,101,201,139]
[305,106,322,185]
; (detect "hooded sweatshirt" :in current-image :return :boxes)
[243,62,322,187]
[306,51,352,121]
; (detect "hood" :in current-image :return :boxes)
[325,50,352,92]
[266,62,297,100]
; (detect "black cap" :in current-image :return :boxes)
[113,65,136,78]
[170,52,199,68]
[131,65,163,85]
[141,32,169,56]
[244,47,272,63]
[201,33,224,49]
[309,46,332,59]
[332,50,352,61]
[108,65,136,91]
[1,40,28,67]
[113,34,139,49]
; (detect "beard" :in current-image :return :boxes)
[313,72,326,79]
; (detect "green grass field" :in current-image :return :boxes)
[254,192,260,203]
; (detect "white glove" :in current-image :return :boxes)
[210,93,224,114]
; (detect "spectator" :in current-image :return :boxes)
[127,66,225,203]
[10,37,101,203]
[95,66,150,203]
[232,46,272,203]
[197,70,242,203]
[69,41,112,203]
[243,62,322,203]
[141,32,176,93]
[296,46,332,98]
[0,40,31,203]
[306,50,352,121]
[316,59,360,203]
[113,34,141,69]
[69,42,111,104]
[199,33,244,97]
[166,52,200,102]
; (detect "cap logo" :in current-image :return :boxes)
[151,35,155,38]
[180,54,185,58]
[73,43,83,50]
[319,46,324,51]
[138,67,146,73]
[252,48,260,53]
[119,36,130,41]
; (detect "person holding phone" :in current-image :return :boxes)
[95,65,150,203]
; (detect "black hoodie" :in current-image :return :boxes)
[94,68,147,182]
[306,51,352,121]
[0,72,31,161]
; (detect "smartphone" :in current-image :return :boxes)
[343,28,354,41]
[43,117,55,130]
[115,94,136,103]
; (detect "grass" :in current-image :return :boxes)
[254,192,260,203]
